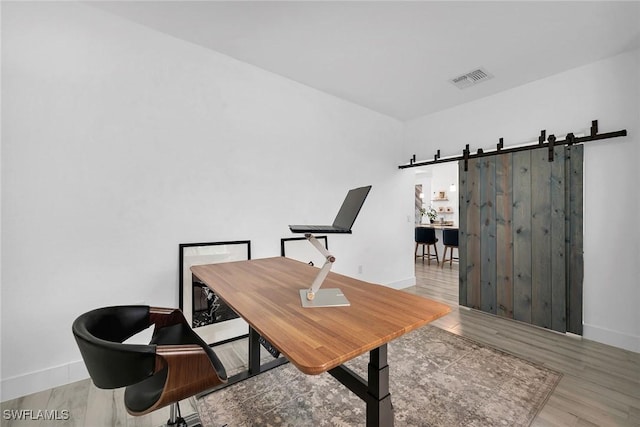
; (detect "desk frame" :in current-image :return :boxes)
[202,328,288,396]
[329,344,393,426]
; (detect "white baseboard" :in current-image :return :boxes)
[582,323,640,353]
[1,360,88,403]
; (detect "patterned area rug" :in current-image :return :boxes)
[197,326,561,426]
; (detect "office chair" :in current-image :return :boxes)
[415,227,439,265]
[72,305,227,427]
[441,228,459,268]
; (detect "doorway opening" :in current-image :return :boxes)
[413,164,460,307]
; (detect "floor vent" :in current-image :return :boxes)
[450,68,493,89]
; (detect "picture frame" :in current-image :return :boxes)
[179,241,251,345]
[281,236,328,267]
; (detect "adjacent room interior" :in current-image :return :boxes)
[2,2,639,426]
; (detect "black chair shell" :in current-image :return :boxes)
[73,306,156,389]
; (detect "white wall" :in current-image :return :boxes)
[404,49,640,353]
[1,2,413,401]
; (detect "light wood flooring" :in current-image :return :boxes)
[2,260,639,426]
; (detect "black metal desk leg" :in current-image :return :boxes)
[367,344,393,427]
[248,327,260,374]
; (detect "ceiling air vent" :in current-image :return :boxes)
[450,67,493,89]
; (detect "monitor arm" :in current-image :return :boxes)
[304,233,335,301]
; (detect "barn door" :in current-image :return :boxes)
[458,145,583,335]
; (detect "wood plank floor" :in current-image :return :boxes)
[2,260,639,426]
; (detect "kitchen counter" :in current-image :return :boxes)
[416,223,457,230]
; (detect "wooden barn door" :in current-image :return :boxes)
[458,145,583,335]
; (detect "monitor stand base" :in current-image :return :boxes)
[299,289,350,308]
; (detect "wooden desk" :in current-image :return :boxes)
[192,257,450,426]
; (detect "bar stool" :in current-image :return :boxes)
[415,227,439,265]
[441,228,459,268]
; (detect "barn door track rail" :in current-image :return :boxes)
[398,120,627,171]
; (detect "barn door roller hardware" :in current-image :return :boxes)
[398,120,627,171]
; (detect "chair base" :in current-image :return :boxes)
[166,402,202,427]
[166,412,202,427]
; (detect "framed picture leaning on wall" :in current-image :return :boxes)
[281,236,328,266]
[179,241,251,345]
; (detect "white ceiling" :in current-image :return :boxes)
[90,1,640,121]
